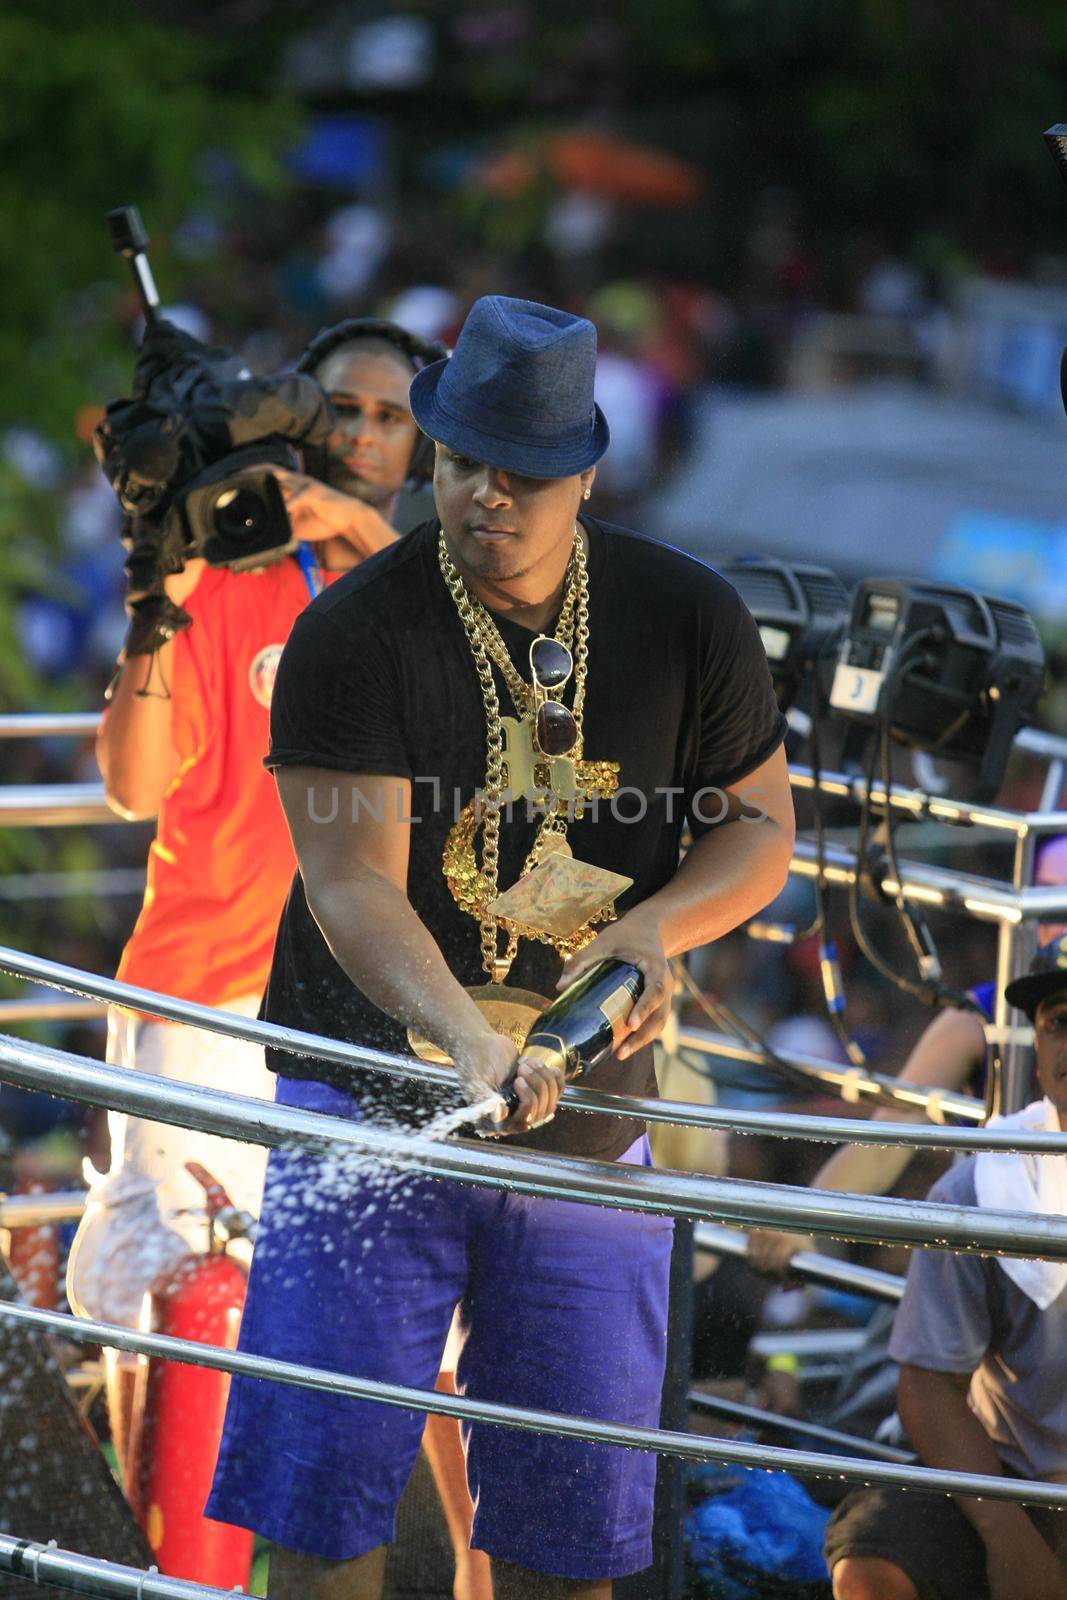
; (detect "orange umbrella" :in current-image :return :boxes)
[480,131,705,208]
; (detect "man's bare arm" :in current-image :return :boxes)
[646,741,795,956]
[748,1006,987,1272]
[97,560,208,819]
[560,744,795,1057]
[275,767,562,1130]
[899,1365,1067,1600]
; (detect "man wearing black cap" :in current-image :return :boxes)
[208,296,795,1598]
[825,935,1067,1600]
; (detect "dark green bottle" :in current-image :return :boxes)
[500,960,644,1114]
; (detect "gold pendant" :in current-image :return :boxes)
[486,852,632,940]
[441,760,621,924]
[500,715,538,802]
[407,982,549,1064]
[500,719,585,806]
[537,831,571,860]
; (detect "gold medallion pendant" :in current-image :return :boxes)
[486,852,632,941]
[425,526,628,1065]
[407,982,550,1065]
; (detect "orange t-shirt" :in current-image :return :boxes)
[115,558,336,1009]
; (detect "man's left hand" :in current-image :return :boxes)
[557,909,672,1059]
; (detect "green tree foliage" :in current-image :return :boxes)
[0,0,300,447]
[0,0,301,738]
[637,0,1067,247]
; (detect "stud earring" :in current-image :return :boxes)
[583,487,591,500]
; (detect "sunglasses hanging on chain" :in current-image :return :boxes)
[426,530,632,1061]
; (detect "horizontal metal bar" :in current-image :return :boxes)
[0,1190,86,1227]
[1016,725,1067,764]
[3,1031,1067,1255]
[786,714,1067,776]
[687,1389,916,1464]
[790,836,1033,922]
[0,998,106,1022]
[791,836,1067,924]
[751,1328,868,1359]
[0,713,100,740]
[678,1024,985,1124]
[789,763,1037,835]
[11,710,1067,768]
[693,1222,905,1303]
[3,1299,1063,1510]
[0,1532,230,1597]
[0,868,145,903]
[0,942,522,1099]
[0,784,119,827]
[587,1084,1067,1152]
[5,946,1053,1152]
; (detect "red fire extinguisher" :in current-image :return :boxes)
[125,1163,255,1589]
[7,1182,62,1310]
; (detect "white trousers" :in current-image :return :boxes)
[66,996,273,1328]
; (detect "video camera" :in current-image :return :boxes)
[94,206,333,594]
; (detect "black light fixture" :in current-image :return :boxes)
[1043,123,1067,190]
[718,557,852,711]
[828,579,1045,800]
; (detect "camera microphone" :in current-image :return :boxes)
[107,205,161,327]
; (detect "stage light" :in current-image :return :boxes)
[718,557,852,711]
[829,580,1045,800]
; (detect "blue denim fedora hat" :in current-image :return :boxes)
[408,295,610,478]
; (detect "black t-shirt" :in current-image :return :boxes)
[262,516,785,1160]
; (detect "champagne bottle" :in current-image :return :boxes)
[499,960,644,1116]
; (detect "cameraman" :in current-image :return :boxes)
[68,321,432,1340]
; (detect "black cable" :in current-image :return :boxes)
[673,960,825,1100]
[847,662,982,1016]
[880,717,939,978]
[879,637,985,1014]
[807,681,866,1065]
[745,653,866,1062]
[848,735,926,997]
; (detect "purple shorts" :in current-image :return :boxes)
[206,1075,674,1578]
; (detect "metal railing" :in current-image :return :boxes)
[686,1390,916,1465]
[3,1297,1066,1512]
[0,713,99,740]
[0,1533,233,1598]
[675,1022,987,1123]
[6,721,1067,1597]
[12,948,1067,1156]
[0,996,106,1022]
[0,1189,86,1227]
[693,1222,905,1303]
[0,783,117,827]
[0,867,144,904]
[6,735,1067,1112]
[4,1029,1067,1256]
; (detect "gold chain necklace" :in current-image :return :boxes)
[446,538,584,732]
[437,528,617,981]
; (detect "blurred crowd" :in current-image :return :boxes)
[1,121,1061,1270]
[6,69,1067,1596]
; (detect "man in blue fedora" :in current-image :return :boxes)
[208,296,795,1598]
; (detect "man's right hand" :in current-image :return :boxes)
[746,1227,814,1276]
[453,1031,565,1138]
